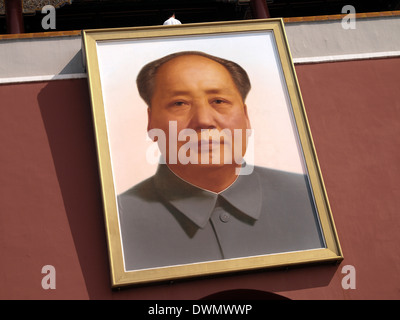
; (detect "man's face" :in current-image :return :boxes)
[147,54,251,167]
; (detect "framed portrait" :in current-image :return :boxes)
[82,18,342,287]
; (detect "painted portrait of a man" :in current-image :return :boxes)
[117,51,324,271]
[84,20,342,286]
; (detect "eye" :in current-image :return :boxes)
[171,101,188,107]
[211,98,229,105]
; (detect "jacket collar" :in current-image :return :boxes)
[153,164,262,228]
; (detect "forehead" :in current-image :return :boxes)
[156,54,230,78]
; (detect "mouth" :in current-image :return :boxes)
[183,139,222,152]
[200,139,221,150]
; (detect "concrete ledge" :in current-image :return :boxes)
[1,13,400,84]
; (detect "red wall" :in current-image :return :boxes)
[1,57,399,299]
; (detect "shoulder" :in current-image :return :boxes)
[252,166,313,204]
[117,176,160,214]
[119,176,153,197]
[253,166,308,188]
[117,175,179,239]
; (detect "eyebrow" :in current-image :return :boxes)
[165,90,191,97]
[205,88,235,95]
[165,88,236,97]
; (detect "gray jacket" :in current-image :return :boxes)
[118,164,324,271]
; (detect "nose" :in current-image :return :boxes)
[188,100,217,131]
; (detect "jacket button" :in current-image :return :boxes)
[219,212,230,223]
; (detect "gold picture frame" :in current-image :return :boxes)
[82,18,342,288]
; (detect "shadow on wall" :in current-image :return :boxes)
[37,78,112,299]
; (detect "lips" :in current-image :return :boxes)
[183,139,222,152]
[201,139,220,148]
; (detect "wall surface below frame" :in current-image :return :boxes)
[1,56,399,299]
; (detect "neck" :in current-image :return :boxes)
[167,163,240,193]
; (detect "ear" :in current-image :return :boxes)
[147,107,152,135]
[147,107,159,142]
[147,108,152,131]
[243,104,251,131]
